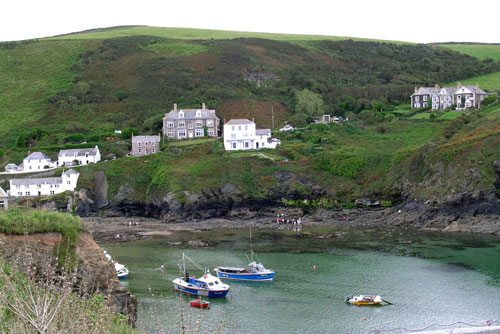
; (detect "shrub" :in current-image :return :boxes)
[121,128,138,140]
[115,90,129,101]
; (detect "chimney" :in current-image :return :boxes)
[174,103,177,111]
[414,87,417,93]
[457,82,462,89]
[434,84,439,91]
[475,83,479,91]
[202,103,206,110]
[252,117,255,123]
[223,117,226,124]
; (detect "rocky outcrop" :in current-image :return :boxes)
[0,232,137,325]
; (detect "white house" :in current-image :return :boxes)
[9,169,79,198]
[223,119,280,151]
[453,83,488,110]
[58,146,101,167]
[0,186,8,210]
[9,152,56,173]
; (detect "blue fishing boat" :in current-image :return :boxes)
[214,227,275,281]
[172,253,230,298]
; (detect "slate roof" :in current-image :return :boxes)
[225,119,254,125]
[25,152,51,160]
[59,147,99,158]
[132,135,160,143]
[164,109,218,120]
[10,177,62,186]
[440,87,456,95]
[464,86,487,95]
[411,87,438,97]
[256,129,271,136]
[63,169,79,175]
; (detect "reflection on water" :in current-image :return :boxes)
[102,227,500,333]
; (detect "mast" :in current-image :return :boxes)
[183,253,186,273]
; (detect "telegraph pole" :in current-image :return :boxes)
[272,105,275,130]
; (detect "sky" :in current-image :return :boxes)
[1,0,499,43]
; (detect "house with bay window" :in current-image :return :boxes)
[411,83,487,110]
[162,103,219,140]
[453,83,487,110]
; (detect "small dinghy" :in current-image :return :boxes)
[345,295,382,306]
[190,299,210,309]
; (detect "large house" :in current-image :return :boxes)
[5,152,56,173]
[162,103,219,140]
[223,119,280,151]
[9,169,80,198]
[58,146,101,167]
[411,83,487,110]
[131,134,161,156]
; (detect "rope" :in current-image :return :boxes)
[369,317,500,333]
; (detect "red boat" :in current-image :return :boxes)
[190,299,210,309]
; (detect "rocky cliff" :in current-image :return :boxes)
[0,232,137,325]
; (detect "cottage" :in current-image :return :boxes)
[0,186,8,210]
[131,134,161,156]
[223,119,280,151]
[162,103,219,140]
[411,86,437,109]
[58,146,101,167]
[9,169,79,198]
[10,152,56,173]
[453,83,487,110]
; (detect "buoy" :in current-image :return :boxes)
[313,265,317,270]
[362,317,366,321]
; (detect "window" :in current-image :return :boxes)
[16,185,20,189]
[231,126,234,131]
[238,125,242,131]
[37,184,41,188]
[423,96,427,101]
[196,110,202,117]
[244,133,248,137]
[152,148,155,153]
[152,142,155,146]
[207,120,213,127]
[208,130,214,136]
[29,166,32,170]
[167,131,175,137]
[25,185,29,189]
[415,96,420,101]
[67,181,71,185]
[55,185,59,188]
[138,142,141,147]
[25,192,30,196]
[232,143,236,149]
[50,185,53,188]
[423,102,427,107]
[145,142,148,146]
[178,130,187,138]
[179,111,184,118]
[231,133,236,139]
[167,121,174,128]
[188,123,193,129]
[244,142,249,148]
[244,125,248,130]
[139,149,141,153]
[50,191,55,195]
[18,192,22,196]
[178,121,185,128]
[196,120,203,127]
[195,129,204,137]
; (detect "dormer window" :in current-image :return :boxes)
[196,110,202,118]
[179,111,184,118]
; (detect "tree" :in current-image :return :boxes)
[294,89,326,119]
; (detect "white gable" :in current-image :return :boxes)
[457,87,473,94]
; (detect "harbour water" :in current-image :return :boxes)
[102,227,500,333]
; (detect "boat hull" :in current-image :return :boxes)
[174,284,229,298]
[190,299,210,309]
[117,273,129,279]
[214,269,275,281]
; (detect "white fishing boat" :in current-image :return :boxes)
[345,295,382,306]
[104,251,129,280]
[214,227,275,281]
[172,253,230,298]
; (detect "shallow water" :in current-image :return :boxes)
[102,227,500,333]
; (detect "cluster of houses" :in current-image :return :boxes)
[410,83,487,110]
[1,103,283,203]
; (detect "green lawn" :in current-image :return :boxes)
[437,44,500,61]
[47,26,411,44]
[411,111,466,120]
[447,71,500,91]
[165,137,218,147]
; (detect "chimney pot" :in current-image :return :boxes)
[174,103,177,111]
[202,103,206,110]
[414,87,417,93]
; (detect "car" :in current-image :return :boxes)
[279,125,295,131]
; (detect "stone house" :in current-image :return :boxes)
[223,119,280,151]
[9,169,79,198]
[131,134,161,156]
[453,83,488,110]
[162,103,219,140]
[411,83,487,110]
[58,146,101,167]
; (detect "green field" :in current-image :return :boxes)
[411,111,466,120]
[447,71,500,91]
[436,44,500,61]
[47,26,411,44]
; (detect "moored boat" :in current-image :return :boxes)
[345,295,382,306]
[114,261,129,279]
[214,227,275,282]
[172,253,230,298]
[190,299,210,309]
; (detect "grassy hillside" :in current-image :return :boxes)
[447,71,500,91]
[435,43,500,61]
[47,25,411,44]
